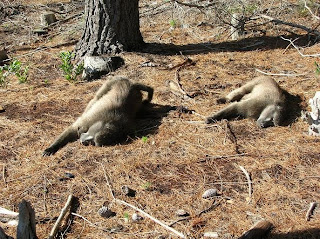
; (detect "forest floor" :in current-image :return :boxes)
[0,0,319,238]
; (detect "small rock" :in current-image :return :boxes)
[33,28,48,35]
[65,172,74,178]
[121,185,136,197]
[82,56,124,80]
[132,213,143,222]
[109,224,123,233]
[98,206,116,218]
[202,188,218,199]
[175,209,190,217]
[0,49,8,65]
[203,231,218,238]
[41,13,57,26]
[0,105,5,113]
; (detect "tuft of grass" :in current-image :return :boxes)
[0,59,29,86]
[142,136,148,143]
[141,181,151,190]
[59,51,84,82]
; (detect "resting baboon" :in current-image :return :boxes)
[43,76,154,155]
[205,76,286,127]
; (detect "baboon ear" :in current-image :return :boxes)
[217,97,227,104]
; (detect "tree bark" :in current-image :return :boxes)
[76,0,143,57]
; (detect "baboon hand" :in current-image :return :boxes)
[205,117,215,124]
[216,97,227,104]
[42,147,56,156]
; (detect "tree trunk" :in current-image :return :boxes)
[76,0,143,57]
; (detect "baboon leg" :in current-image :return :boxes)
[134,83,154,103]
[224,80,260,102]
[80,121,104,145]
[43,126,78,156]
[206,102,242,124]
[84,78,128,112]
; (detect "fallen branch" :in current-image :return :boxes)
[48,195,73,239]
[171,0,216,9]
[100,164,186,238]
[255,68,309,76]
[305,202,317,221]
[259,14,320,37]
[280,36,320,57]
[239,165,252,203]
[166,80,191,99]
[167,58,195,100]
[0,206,18,223]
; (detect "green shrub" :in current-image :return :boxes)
[59,51,83,82]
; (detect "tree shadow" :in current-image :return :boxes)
[139,34,318,55]
[134,103,176,138]
[267,228,320,239]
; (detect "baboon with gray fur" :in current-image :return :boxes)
[43,76,153,155]
[206,76,286,127]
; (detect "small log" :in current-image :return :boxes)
[16,200,37,239]
[238,220,273,239]
[0,207,18,222]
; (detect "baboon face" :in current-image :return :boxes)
[257,105,283,128]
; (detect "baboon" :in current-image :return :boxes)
[205,76,286,127]
[43,76,153,155]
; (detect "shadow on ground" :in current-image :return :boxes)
[267,228,320,239]
[135,103,176,138]
[139,34,319,55]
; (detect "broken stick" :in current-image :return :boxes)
[48,194,73,239]
[306,202,317,221]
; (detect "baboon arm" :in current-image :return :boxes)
[43,127,78,156]
[206,102,241,123]
[134,83,154,103]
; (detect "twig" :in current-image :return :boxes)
[48,195,73,239]
[168,216,191,227]
[280,36,320,57]
[198,153,247,163]
[100,164,186,238]
[255,68,309,76]
[71,213,107,231]
[2,164,6,185]
[259,14,320,37]
[304,0,320,20]
[239,165,252,203]
[171,0,216,9]
[226,121,241,154]
[197,200,222,217]
[305,202,317,221]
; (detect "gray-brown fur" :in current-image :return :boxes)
[43,76,153,155]
[205,76,286,127]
